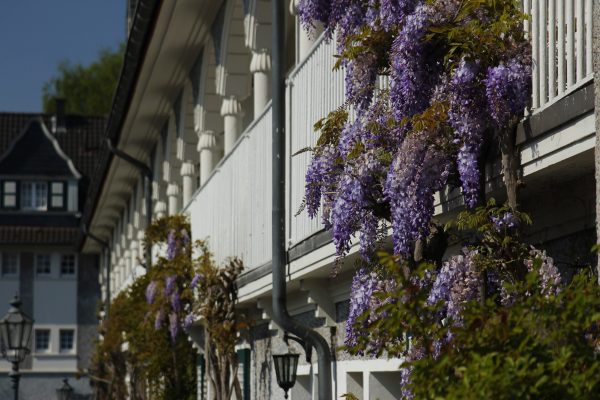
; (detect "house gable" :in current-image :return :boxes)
[0,118,82,178]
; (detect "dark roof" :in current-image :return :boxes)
[0,113,106,182]
[81,0,161,237]
[0,112,107,247]
[0,119,79,177]
[0,226,81,246]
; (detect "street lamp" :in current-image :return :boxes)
[56,378,74,400]
[0,295,34,400]
[273,332,311,399]
[273,352,299,399]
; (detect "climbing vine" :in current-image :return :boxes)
[298,0,600,398]
[92,215,245,400]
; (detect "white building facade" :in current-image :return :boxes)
[82,0,600,398]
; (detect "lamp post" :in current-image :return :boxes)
[0,295,34,400]
[273,332,311,399]
[56,378,74,400]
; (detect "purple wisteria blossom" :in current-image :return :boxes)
[345,267,378,351]
[184,313,195,330]
[448,59,486,208]
[146,281,158,304]
[525,248,561,297]
[491,211,519,231]
[169,313,179,342]
[167,230,178,260]
[190,273,204,289]
[171,290,181,312]
[428,249,481,323]
[485,58,531,128]
[154,310,164,330]
[385,132,452,255]
[390,3,432,122]
[164,275,177,296]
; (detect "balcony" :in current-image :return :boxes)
[186,2,595,273]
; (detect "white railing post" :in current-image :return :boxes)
[557,0,565,95]
[548,0,556,101]
[566,0,575,87]
[531,0,540,108]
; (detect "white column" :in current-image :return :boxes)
[155,200,167,219]
[290,0,323,61]
[197,130,218,186]
[130,240,138,272]
[124,250,131,283]
[220,96,244,154]
[167,183,180,216]
[250,49,271,118]
[137,231,146,261]
[180,162,195,206]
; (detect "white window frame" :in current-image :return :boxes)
[34,329,51,353]
[21,181,48,211]
[50,181,65,210]
[60,254,76,277]
[2,180,18,209]
[0,253,19,277]
[35,254,52,276]
[59,329,76,353]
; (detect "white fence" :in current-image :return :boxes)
[525,0,594,109]
[188,107,272,269]
[286,36,346,248]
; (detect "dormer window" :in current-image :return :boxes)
[21,181,48,211]
[50,182,66,210]
[1,181,17,208]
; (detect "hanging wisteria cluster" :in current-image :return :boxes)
[300,0,531,260]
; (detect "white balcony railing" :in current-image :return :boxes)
[188,106,273,270]
[526,0,594,110]
[286,36,345,248]
[187,2,594,271]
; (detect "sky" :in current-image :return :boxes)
[0,1,126,113]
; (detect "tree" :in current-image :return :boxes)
[42,44,124,115]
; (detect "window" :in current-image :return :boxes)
[36,254,51,275]
[35,329,50,352]
[1,253,19,276]
[21,182,47,211]
[2,181,17,208]
[60,254,76,275]
[50,182,65,209]
[59,329,75,352]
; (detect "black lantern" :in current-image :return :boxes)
[0,295,34,400]
[56,378,74,400]
[273,352,300,399]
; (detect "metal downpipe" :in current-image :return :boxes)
[81,224,111,316]
[271,0,333,399]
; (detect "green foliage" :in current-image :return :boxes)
[407,271,600,399]
[348,202,600,399]
[92,274,197,400]
[42,44,124,115]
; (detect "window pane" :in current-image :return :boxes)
[35,330,50,351]
[21,182,32,208]
[36,255,51,275]
[35,183,47,209]
[51,195,64,208]
[1,254,18,276]
[59,330,74,351]
[51,182,63,194]
[3,181,16,193]
[3,194,16,207]
[60,255,75,275]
